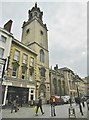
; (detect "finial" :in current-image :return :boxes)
[35,2,37,7]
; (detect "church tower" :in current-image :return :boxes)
[21,3,50,102]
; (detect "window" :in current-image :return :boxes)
[22,69,26,79]
[34,12,37,16]
[23,54,27,64]
[0,48,4,58]
[53,79,57,95]
[12,66,18,77]
[0,35,6,42]
[14,50,20,61]
[40,30,43,35]
[40,49,44,62]
[31,90,33,93]
[29,70,33,81]
[30,58,34,67]
[40,68,45,77]
[26,29,30,34]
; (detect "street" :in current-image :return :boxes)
[2,103,88,119]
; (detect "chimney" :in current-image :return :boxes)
[54,64,58,70]
[4,20,13,33]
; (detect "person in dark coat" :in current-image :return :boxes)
[50,96,56,117]
[86,99,89,110]
[11,99,18,113]
[36,96,44,116]
[81,97,85,107]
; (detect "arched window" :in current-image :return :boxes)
[40,49,44,62]
[53,78,57,95]
[39,67,46,77]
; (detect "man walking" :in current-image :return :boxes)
[36,96,44,116]
[50,96,56,117]
[11,98,18,113]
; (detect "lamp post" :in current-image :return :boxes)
[75,75,83,116]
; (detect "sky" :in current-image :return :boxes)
[0,1,87,78]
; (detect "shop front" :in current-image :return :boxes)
[7,86,29,104]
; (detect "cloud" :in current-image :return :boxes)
[1,2,87,77]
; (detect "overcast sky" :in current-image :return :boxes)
[0,1,87,78]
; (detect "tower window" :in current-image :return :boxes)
[26,29,30,34]
[40,67,46,77]
[40,49,44,63]
[34,12,37,16]
[40,30,43,35]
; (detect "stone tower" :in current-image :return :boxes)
[21,3,50,102]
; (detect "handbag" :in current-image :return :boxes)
[34,106,40,113]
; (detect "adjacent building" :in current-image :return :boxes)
[49,65,65,97]
[2,38,37,105]
[0,20,13,79]
[58,67,76,97]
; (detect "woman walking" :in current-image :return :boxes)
[35,96,44,116]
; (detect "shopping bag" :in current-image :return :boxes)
[34,106,40,113]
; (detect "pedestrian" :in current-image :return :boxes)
[69,97,72,106]
[86,99,89,110]
[19,97,23,107]
[16,96,19,110]
[50,96,56,117]
[35,96,44,116]
[81,97,85,107]
[75,97,78,106]
[78,97,84,116]
[11,98,18,113]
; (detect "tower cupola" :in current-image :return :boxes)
[28,2,43,21]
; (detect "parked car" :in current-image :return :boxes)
[49,95,64,105]
[61,95,70,104]
[84,95,89,101]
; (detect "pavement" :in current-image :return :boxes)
[1,103,88,119]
